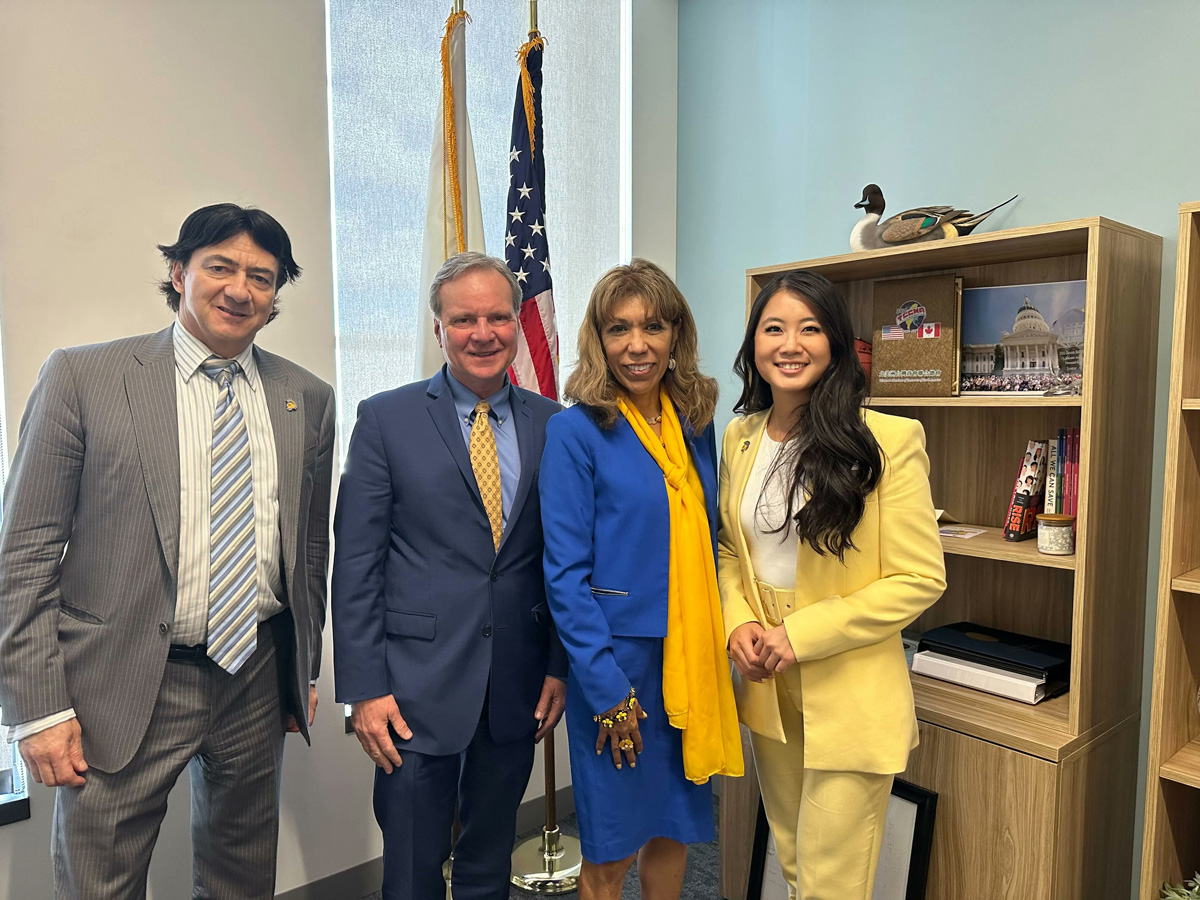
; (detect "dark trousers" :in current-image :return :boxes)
[374,704,536,900]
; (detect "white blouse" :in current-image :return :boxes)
[739,432,802,589]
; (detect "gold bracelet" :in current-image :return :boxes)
[593,686,636,729]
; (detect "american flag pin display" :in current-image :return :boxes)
[285,400,297,411]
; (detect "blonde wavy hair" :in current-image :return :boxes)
[565,258,718,430]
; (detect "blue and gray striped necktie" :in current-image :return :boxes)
[201,358,258,674]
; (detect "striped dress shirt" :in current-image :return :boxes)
[172,321,282,645]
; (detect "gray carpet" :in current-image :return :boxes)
[363,798,722,899]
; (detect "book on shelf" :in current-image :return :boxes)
[1045,438,1059,513]
[1004,439,1048,541]
[918,621,1071,683]
[869,273,962,398]
[912,650,1064,704]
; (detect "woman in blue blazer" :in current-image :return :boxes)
[541,259,741,900]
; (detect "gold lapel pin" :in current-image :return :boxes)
[740,440,751,453]
[285,400,297,411]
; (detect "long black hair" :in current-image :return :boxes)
[733,270,883,561]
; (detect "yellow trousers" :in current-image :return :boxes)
[749,667,894,900]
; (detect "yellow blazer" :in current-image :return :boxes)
[717,408,946,774]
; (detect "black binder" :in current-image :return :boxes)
[917,621,1071,683]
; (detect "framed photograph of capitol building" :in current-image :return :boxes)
[958,280,1087,395]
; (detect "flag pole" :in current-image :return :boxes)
[510,727,582,894]
[529,0,538,34]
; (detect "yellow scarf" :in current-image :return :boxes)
[619,389,744,784]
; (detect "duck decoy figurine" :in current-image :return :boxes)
[850,184,1017,252]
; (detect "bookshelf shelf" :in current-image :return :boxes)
[1171,567,1200,594]
[724,217,1161,900]
[1160,740,1200,791]
[911,672,1073,761]
[1141,201,1200,898]
[940,524,1075,570]
[869,395,1083,409]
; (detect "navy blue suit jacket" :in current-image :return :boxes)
[332,369,566,756]
[539,405,718,717]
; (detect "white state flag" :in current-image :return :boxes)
[415,11,486,380]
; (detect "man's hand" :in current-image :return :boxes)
[18,719,87,788]
[534,676,566,742]
[754,624,798,673]
[729,621,773,682]
[350,695,410,774]
[285,685,320,733]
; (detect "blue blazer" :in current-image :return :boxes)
[331,369,567,756]
[539,404,718,717]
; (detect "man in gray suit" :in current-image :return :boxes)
[0,203,336,899]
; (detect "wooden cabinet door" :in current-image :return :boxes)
[903,721,1058,900]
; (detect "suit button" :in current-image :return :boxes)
[482,625,493,637]
[490,572,499,582]
[159,622,169,635]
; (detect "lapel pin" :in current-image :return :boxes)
[740,440,751,453]
[285,400,297,411]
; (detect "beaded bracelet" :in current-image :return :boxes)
[593,686,636,729]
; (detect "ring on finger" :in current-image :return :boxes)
[618,738,634,751]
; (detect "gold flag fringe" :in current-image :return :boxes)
[440,10,471,256]
[517,34,545,161]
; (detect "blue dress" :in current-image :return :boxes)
[540,405,717,863]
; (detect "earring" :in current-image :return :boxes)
[668,356,676,371]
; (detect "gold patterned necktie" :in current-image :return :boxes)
[469,400,503,551]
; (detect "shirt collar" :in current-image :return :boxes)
[444,367,513,425]
[172,321,261,391]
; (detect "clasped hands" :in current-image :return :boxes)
[729,621,797,682]
[351,676,566,773]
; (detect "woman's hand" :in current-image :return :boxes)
[595,698,647,770]
[754,624,797,673]
[729,622,773,682]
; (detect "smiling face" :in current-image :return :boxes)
[753,290,832,406]
[433,267,519,397]
[601,295,674,404]
[172,232,279,358]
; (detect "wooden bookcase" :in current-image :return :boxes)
[1140,202,1200,899]
[719,218,1162,900]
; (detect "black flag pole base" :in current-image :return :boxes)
[509,825,581,894]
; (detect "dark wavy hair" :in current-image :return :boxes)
[733,270,882,561]
[157,203,301,323]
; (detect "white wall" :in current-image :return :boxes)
[0,2,375,897]
[630,0,679,275]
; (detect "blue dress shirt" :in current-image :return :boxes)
[444,368,521,527]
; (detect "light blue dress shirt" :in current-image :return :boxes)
[444,369,521,528]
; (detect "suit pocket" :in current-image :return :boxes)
[59,603,104,625]
[589,585,630,597]
[531,602,551,625]
[385,610,436,640]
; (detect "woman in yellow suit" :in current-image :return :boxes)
[717,270,946,900]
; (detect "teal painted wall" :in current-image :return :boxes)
[677,1,1200,895]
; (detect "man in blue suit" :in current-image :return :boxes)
[331,252,566,900]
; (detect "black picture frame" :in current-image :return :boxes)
[876,778,937,900]
[743,778,937,900]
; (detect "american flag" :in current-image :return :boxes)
[882,326,906,341]
[504,36,559,400]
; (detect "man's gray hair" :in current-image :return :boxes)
[428,252,522,319]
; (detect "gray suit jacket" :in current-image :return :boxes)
[0,327,336,772]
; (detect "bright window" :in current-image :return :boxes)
[327,0,623,446]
